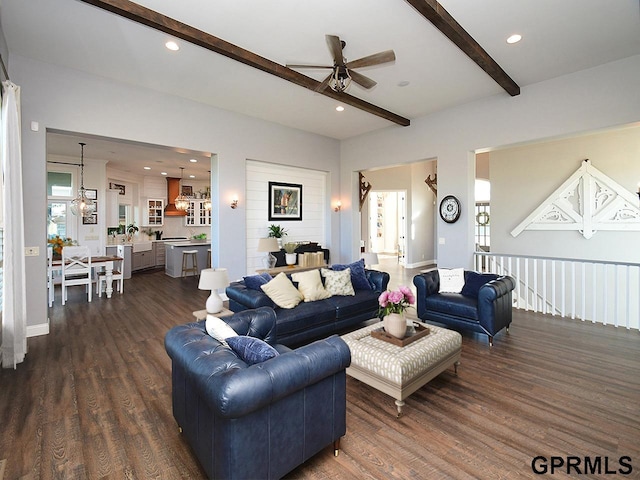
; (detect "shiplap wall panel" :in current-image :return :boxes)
[246,160,327,274]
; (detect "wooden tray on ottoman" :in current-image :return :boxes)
[371,323,430,347]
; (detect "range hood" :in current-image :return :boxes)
[164,177,187,216]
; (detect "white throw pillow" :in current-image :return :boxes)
[260,272,303,309]
[438,268,465,293]
[292,269,332,302]
[205,315,238,346]
[321,268,355,296]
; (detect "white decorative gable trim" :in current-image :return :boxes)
[511,159,640,239]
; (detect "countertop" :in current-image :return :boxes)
[164,241,211,247]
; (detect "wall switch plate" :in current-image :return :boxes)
[438,237,446,245]
[25,246,39,256]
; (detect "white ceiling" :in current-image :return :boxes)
[3,0,640,174]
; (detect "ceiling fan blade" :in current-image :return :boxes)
[349,70,377,89]
[346,50,396,69]
[326,35,345,66]
[315,73,334,92]
[286,64,333,69]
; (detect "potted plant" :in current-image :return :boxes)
[192,233,207,243]
[126,223,139,242]
[283,242,298,266]
[377,286,416,339]
[268,224,288,248]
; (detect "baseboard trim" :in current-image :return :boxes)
[404,259,436,269]
[27,320,50,338]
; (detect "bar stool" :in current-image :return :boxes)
[207,249,211,268]
[181,250,199,277]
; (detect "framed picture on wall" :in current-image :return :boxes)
[181,185,193,196]
[85,188,97,200]
[110,183,126,195]
[268,181,302,221]
[82,202,98,225]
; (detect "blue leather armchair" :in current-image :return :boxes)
[413,270,515,346]
[164,307,351,479]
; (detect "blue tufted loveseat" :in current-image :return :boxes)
[165,307,351,479]
[413,270,515,346]
[226,268,390,346]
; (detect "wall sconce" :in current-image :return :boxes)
[230,196,239,209]
[334,201,342,212]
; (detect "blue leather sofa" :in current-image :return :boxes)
[413,270,515,346]
[165,307,351,480]
[226,268,390,346]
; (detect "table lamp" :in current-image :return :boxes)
[361,252,379,268]
[257,237,280,269]
[198,268,230,314]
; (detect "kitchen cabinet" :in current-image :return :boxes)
[143,198,164,226]
[132,244,156,271]
[185,199,211,226]
[155,241,166,266]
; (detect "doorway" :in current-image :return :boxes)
[368,191,407,265]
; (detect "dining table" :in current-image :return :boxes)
[51,255,124,299]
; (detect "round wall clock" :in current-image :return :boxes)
[439,195,461,223]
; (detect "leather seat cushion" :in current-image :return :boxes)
[425,293,479,321]
[327,290,380,319]
[275,301,336,336]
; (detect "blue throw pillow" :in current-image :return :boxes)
[243,272,272,290]
[461,272,498,297]
[226,336,280,365]
[331,258,372,291]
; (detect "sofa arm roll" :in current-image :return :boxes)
[224,307,278,345]
[366,269,390,292]
[226,282,275,310]
[478,276,515,302]
[203,335,351,419]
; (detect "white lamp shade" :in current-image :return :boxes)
[256,237,280,252]
[198,268,230,290]
[361,252,379,266]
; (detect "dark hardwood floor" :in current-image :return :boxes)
[1,268,639,479]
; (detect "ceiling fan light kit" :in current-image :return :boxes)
[287,35,396,94]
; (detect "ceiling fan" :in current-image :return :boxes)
[286,35,396,93]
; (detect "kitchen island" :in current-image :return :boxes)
[164,241,211,278]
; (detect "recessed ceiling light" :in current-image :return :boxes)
[506,34,522,44]
[397,80,410,87]
[190,158,197,163]
[143,166,151,170]
[161,172,167,176]
[336,106,345,112]
[165,41,179,51]
[189,175,195,178]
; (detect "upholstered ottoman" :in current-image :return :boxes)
[341,321,462,416]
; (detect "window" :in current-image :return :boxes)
[47,169,76,241]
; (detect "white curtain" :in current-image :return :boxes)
[1,81,27,368]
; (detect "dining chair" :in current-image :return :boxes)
[61,245,93,305]
[96,244,124,297]
[47,246,55,307]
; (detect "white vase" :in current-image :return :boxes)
[285,253,297,265]
[383,313,407,339]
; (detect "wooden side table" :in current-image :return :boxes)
[192,307,234,321]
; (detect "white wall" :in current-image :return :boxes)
[13,54,340,329]
[491,125,640,263]
[245,160,328,275]
[340,55,640,269]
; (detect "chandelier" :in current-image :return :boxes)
[70,142,96,217]
[174,167,190,211]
